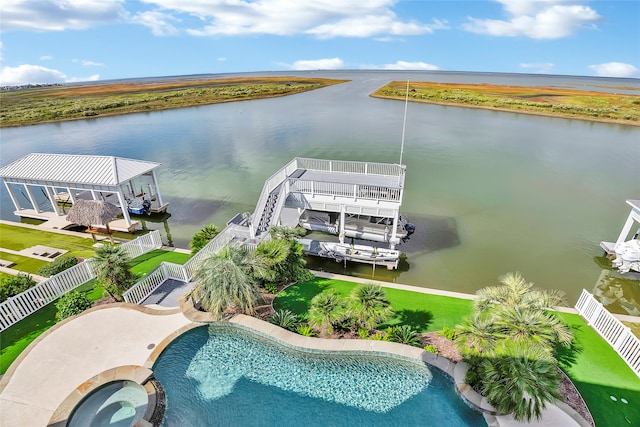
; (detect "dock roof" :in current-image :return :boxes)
[0,153,160,186]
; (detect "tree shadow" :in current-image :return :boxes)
[380,309,433,331]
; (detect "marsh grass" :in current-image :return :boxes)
[0,77,348,127]
[372,81,640,125]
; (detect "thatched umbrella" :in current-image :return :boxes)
[66,199,122,242]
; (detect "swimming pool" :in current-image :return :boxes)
[152,324,486,426]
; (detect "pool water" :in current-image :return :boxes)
[68,380,148,427]
[152,325,486,427]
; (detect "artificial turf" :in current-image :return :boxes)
[273,277,474,333]
[556,312,640,427]
[275,278,640,427]
[0,224,96,259]
[0,249,191,374]
[0,251,48,274]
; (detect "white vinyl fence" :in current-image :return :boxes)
[575,289,640,377]
[0,231,162,331]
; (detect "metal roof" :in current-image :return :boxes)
[0,153,160,186]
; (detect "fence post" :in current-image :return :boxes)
[49,276,63,295]
[7,297,22,318]
[612,328,631,352]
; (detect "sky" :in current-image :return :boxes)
[0,0,639,85]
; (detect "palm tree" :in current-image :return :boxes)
[255,238,290,283]
[349,284,393,330]
[193,244,268,317]
[479,341,561,422]
[308,290,345,337]
[91,244,135,301]
[190,224,220,255]
[475,272,567,313]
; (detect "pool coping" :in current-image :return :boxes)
[46,365,165,427]
[176,295,501,422]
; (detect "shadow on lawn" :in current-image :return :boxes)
[273,278,333,314]
[555,323,585,370]
[381,309,434,331]
[570,379,640,427]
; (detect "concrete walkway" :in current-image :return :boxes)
[0,304,190,427]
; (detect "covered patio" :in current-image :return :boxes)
[0,153,169,232]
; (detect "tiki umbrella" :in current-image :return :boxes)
[66,199,121,242]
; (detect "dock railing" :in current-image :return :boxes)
[575,289,640,377]
[0,230,163,331]
[296,158,404,177]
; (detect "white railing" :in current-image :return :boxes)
[122,264,169,305]
[575,289,640,377]
[0,231,162,331]
[296,157,404,177]
[182,225,236,281]
[288,179,402,202]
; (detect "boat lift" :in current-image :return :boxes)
[601,199,640,273]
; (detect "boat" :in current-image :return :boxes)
[319,241,400,263]
[299,209,415,244]
[600,199,640,274]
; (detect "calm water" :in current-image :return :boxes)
[152,325,486,427]
[1,70,639,307]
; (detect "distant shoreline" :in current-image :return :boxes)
[2,77,639,127]
[371,81,640,127]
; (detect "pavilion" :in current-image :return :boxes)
[0,153,168,232]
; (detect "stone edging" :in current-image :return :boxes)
[47,365,165,427]
[176,295,498,421]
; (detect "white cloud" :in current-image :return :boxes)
[73,59,104,67]
[0,64,99,85]
[289,58,344,70]
[40,55,54,61]
[520,62,555,73]
[132,10,179,36]
[463,1,600,39]
[374,61,441,71]
[588,62,639,78]
[141,0,446,39]
[0,0,126,32]
[217,57,227,62]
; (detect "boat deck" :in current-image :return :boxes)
[296,169,402,188]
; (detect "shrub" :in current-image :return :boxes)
[37,255,78,277]
[0,274,36,303]
[264,283,279,294]
[368,331,390,341]
[55,291,92,321]
[269,309,299,331]
[438,326,457,340]
[424,344,439,354]
[190,224,219,255]
[390,325,421,346]
[357,328,370,339]
[296,324,316,337]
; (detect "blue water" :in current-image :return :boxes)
[152,325,486,427]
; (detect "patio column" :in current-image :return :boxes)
[90,190,98,200]
[339,205,346,244]
[616,212,637,246]
[66,187,77,204]
[150,170,164,207]
[44,186,62,215]
[3,181,22,211]
[24,184,40,213]
[389,210,399,249]
[116,190,132,227]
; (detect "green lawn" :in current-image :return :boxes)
[274,278,640,427]
[0,224,96,259]
[557,312,640,427]
[0,251,48,274]
[273,277,474,333]
[0,249,191,374]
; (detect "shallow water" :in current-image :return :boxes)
[1,70,639,308]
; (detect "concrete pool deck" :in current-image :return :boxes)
[0,290,590,427]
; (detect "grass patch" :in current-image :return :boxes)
[372,81,640,125]
[556,312,640,427]
[273,277,473,332]
[0,77,348,127]
[0,250,190,374]
[0,251,48,274]
[0,224,96,258]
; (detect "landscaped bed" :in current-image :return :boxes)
[273,277,640,427]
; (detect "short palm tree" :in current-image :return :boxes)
[255,238,291,282]
[91,244,135,301]
[193,244,268,317]
[189,224,220,255]
[349,284,393,330]
[308,290,345,337]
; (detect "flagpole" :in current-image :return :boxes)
[399,78,409,166]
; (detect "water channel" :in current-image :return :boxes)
[1,71,639,311]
